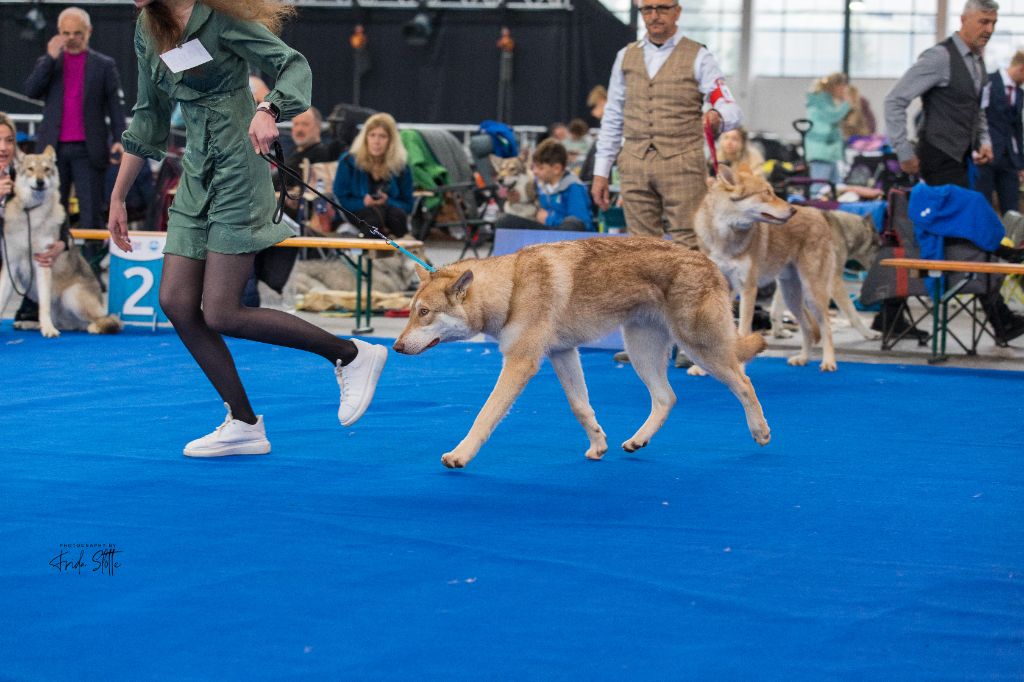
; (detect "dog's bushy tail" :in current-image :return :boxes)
[736,332,767,363]
[89,315,123,335]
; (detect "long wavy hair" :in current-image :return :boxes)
[350,113,407,181]
[142,0,295,54]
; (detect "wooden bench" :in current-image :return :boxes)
[70,229,424,333]
[881,257,1024,363]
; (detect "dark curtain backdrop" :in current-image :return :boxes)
[0,1,630,127]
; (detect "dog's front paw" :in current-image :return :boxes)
[441,451,470,469]
[686,365,708,377]
[13,320,41,331]
[771,327,793,339]
[819,359,838,372]
[41,324,60,338]
[752,421,771,446]
[585,445,607,460]
[621,437,649,453]
[786,353,808,366]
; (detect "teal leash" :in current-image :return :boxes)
[261,142,437,273]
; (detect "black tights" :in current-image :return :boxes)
[159,253,357,424]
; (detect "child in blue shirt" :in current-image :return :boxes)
[496,139,595,231]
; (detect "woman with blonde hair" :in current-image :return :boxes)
[107,0,390,457]
[332,112,414,238]
[805,72,851,195]
[715,127,765,177]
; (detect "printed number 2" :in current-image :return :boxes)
[123,266,155,316]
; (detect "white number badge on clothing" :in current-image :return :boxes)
[159,39,213,74]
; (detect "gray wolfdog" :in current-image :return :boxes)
[393,236,771,469]
[0,146,121,337]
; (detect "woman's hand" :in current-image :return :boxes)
[33,240,66,267]
[0,172,12,199]
[107,199,132,253]
[249,111,279,155]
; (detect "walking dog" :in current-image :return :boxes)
[0,146,121,337]
[393,236,771,469]
[695,165,838,371]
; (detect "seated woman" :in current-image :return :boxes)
[716,127,766,177]
[495,139,594,232]
[333,112,413,238]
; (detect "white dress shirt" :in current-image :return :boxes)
[593,28,742,179]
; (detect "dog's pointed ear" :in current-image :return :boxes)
[448,269,473,299]
[717,164,737,189]
[43,145,56,161]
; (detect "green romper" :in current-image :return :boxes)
[121,3,312,259]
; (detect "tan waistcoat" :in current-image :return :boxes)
[621,36,703,160]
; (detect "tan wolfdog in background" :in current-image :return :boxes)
[695,166,838,371]
[393,237,771,469]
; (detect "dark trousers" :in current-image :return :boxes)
[975,159,1021,216]
[916,138,969,188]
[494,214,586,231]
[57,142,107,230]
[353,205,408,238]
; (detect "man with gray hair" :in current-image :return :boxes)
[882,0,1024,344]
[24,6,126,234]
[885,0,997,186]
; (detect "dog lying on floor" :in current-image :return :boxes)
[695,165,838,371]
[393,236,771,469]
[0,146,121,337]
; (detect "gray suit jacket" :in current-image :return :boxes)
[24,48,127,169]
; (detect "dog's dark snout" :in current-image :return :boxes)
[392,339,405,353]
[34,179,45,190]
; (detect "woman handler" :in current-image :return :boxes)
[108,0,388,457]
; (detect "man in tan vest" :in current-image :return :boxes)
[591,0,741,250]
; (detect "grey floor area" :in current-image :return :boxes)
[293,239,1024,372]
[5,238,1023,371]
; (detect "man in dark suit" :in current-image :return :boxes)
[977,50,1024,216]
[24,6,126,232]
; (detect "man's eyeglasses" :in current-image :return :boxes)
[639,4,678,15]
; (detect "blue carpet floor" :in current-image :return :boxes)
[1,324,1022,680]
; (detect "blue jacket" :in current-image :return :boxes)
[333,152,414,215]
[984,70,1024,169]
[537,171,594,231]
[908,182,1004,261]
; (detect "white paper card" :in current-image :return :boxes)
[159,39,213,74]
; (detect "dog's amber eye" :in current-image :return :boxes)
[418,307,429,317]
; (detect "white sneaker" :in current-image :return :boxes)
[336,338,388,426]
[183,403,271,457]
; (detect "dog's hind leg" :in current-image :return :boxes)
[550,348,607,460]
[676,326,771,446]
[621,321,675,452]
[35,265,60,338]
[441,355,541,469]
[769,284,794,338]
[832,272,879,340]
[777,273,812,366]
[800,271,837,372]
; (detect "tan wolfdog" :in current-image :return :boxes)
[0,146,121,337]
[393,236,771,469]
[695,166,838,371]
